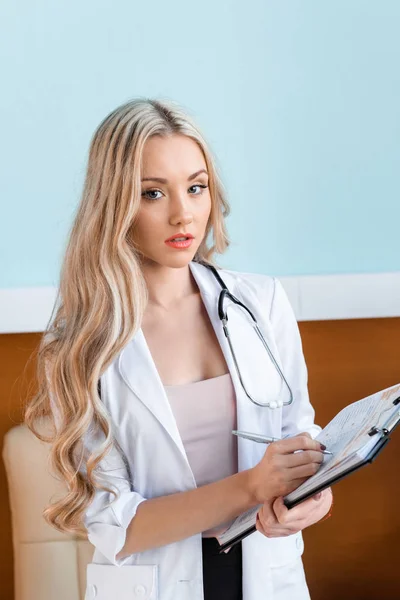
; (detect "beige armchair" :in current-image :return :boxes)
[2,423,95,600]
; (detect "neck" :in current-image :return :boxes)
[141,260,198,309]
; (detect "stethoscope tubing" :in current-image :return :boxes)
[202,261,294,409]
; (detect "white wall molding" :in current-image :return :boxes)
[0,287,58,334]
[1,272,400,334]
[279,271,400,322]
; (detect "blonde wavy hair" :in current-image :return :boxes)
[24,97,231,537]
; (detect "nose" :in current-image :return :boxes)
[168,193,193,227]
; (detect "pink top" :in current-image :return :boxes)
[164,373,238,538]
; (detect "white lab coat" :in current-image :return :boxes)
[83,260,321,600]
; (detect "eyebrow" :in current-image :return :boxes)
[141,169,208,183]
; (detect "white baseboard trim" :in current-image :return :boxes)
[1,272,400,334]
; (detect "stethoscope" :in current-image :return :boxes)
[201,262,294,409]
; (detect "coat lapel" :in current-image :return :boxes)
[118,324,189,459]
[117,260,278,466]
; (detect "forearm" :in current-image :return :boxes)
[117,469,258,558]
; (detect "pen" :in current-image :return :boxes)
[232,430,333,455]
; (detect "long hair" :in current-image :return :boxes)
[23,97,231,536]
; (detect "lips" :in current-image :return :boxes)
[164,234,194,250]
[164,233,194,242]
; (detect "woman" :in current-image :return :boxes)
[25,97,333,600]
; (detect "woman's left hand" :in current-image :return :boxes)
[255,487,333,538]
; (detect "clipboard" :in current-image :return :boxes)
[217,394,400,554]
[284,398,400,509]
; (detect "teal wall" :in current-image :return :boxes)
[1,1,399,288]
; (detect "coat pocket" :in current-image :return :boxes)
[85,563,158,599]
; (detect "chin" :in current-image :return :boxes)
[142,250,197,269]
[163,254,196,268]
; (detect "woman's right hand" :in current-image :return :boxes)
[248,432,325,504]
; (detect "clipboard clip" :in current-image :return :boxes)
[368,426,389,437]
[368,399,400,437]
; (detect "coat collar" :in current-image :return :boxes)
[117,260,272,465]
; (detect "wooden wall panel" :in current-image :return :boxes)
[300,318,400,600]
[1,319,399,599]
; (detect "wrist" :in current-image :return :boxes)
[245,465,264,505]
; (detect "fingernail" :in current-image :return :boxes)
[320,443,327,450]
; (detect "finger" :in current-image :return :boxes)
[284,450,324,468]
[288,462,322,480]
[256,511,278,534]
[256,514,299,537]
[282,493,333,530]
[258,503,279,529]
[273,434,325,455]
[280,495,320,523]
[272,496,289,523]
[255,514,266,535]
[258,520,300,537]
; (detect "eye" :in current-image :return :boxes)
[141,189,163,201]
[189,184,208,195]
[141,184,208,202]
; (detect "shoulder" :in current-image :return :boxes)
[216,265,297,328]
[217,265,279,320]
[193,260,295,324]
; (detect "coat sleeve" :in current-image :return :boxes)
[46,363,147,567]
[268,277,322,440]
[81,426,147,566]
